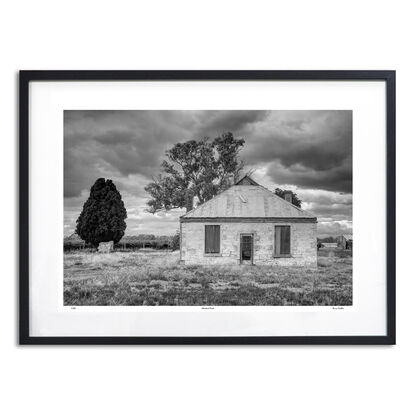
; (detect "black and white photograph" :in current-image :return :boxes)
[64,109,353,307]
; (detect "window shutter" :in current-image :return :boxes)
[275,226,290,256]
[280,226,290,254]
[205,225,220,253]
[205,226,213,253]
[274,226,281,255]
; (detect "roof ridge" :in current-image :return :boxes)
[234,175,260,186]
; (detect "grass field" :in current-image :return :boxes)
[64,248,352,306]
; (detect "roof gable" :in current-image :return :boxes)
[235,175,259,186]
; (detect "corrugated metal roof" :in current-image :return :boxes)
[182,184,316,219]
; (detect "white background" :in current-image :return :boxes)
[1,1,412,414]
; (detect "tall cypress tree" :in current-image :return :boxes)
[76,178,127,247]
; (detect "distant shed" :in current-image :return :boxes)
[337,234,353,250]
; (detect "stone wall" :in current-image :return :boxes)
[180,221,317,266]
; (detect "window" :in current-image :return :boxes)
[274,225,291,256]
[205,225,220,253]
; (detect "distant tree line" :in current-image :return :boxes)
[64,233,179,251]
[317,236,337,243]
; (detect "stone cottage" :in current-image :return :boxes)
[179,176,317,266]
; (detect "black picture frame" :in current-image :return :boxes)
[19,70,396,345]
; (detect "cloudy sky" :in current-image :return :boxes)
[64,110,352,237]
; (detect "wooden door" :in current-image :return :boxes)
[240,234,253,264]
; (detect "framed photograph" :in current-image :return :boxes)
[19,70,395,345]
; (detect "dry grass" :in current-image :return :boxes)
[64,249,352,306]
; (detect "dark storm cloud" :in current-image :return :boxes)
[64,110,198,197]
[241,110,352,192]
[64,110,274,198]
[64,110,352,237]
[265,156,352,193]
[195,110,270,136]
